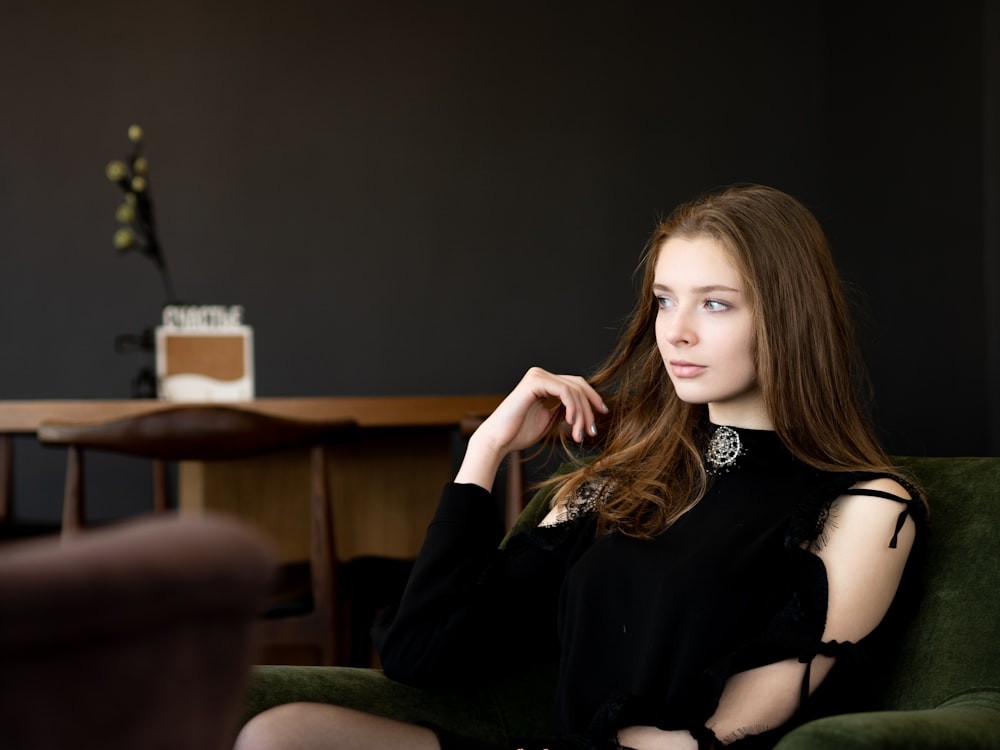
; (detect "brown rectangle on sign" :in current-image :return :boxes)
[163,335,246,380]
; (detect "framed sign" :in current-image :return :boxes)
[155,305,254,402]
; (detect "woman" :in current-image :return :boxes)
[236,184,924,749]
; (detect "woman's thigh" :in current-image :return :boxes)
[234,702,441,750]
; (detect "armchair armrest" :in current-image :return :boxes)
[775,688,1000,750]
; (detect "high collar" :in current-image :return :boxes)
[704,422,800,474]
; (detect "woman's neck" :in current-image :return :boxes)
[707,403,774,430]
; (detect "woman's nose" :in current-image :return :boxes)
[663,308,698,346]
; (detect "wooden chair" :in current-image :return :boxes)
[37,405,357,666]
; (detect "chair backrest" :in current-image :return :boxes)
[877,456,1000,710]
[0,514,274,750]
[37,405,357,461]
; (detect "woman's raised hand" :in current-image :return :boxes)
[454,367,608,491]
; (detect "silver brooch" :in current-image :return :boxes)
[706,425,743,473]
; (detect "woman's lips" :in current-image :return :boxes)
[670,360,707,378]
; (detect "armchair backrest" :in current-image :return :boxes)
[879,456,1000,710]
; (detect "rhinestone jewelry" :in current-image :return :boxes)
[706,425,743,473]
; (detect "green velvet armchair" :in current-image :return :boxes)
[241,456,1000,749]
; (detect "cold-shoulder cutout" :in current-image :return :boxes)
[837,476,921,549]
[812,478,917,644]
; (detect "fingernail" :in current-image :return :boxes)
[589,423,598,436]
[600,402,609,413]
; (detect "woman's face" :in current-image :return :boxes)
[653,235,771,428]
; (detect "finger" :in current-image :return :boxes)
[568,376,606,440]
[574,375,609,415]
[561,379,596,443]
[564,398,585,443]
[553,380,584,442]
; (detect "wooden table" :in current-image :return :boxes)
[0,395,504,562]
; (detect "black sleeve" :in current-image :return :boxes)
[374,483,562,687]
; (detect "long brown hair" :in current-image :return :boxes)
[545,184,904,538]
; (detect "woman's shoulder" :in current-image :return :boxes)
[798,471,924,562]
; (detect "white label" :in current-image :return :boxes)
[161,305,245,331]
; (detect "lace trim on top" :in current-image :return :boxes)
[540,477,615,527]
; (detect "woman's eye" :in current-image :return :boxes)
[656,296,675,310]
[704,299,730,312]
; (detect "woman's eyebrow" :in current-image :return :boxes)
[652,283,741,294]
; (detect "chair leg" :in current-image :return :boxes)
[505,449,525,532]
[0,435,11,522]
[310,443,338,665]
[152,459,169,513]
[61,446,84,536]
[253,444,339,666]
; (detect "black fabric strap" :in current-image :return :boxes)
[840,487,916,548]
[689,725,721,750]
[797,639,858,706]
[842,487,907,502]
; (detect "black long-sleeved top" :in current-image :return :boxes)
[374,426,923,749]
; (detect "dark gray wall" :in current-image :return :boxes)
[819,2,996,456]
[1,1,996,522]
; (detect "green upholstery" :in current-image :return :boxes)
[241,457,1000,749]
